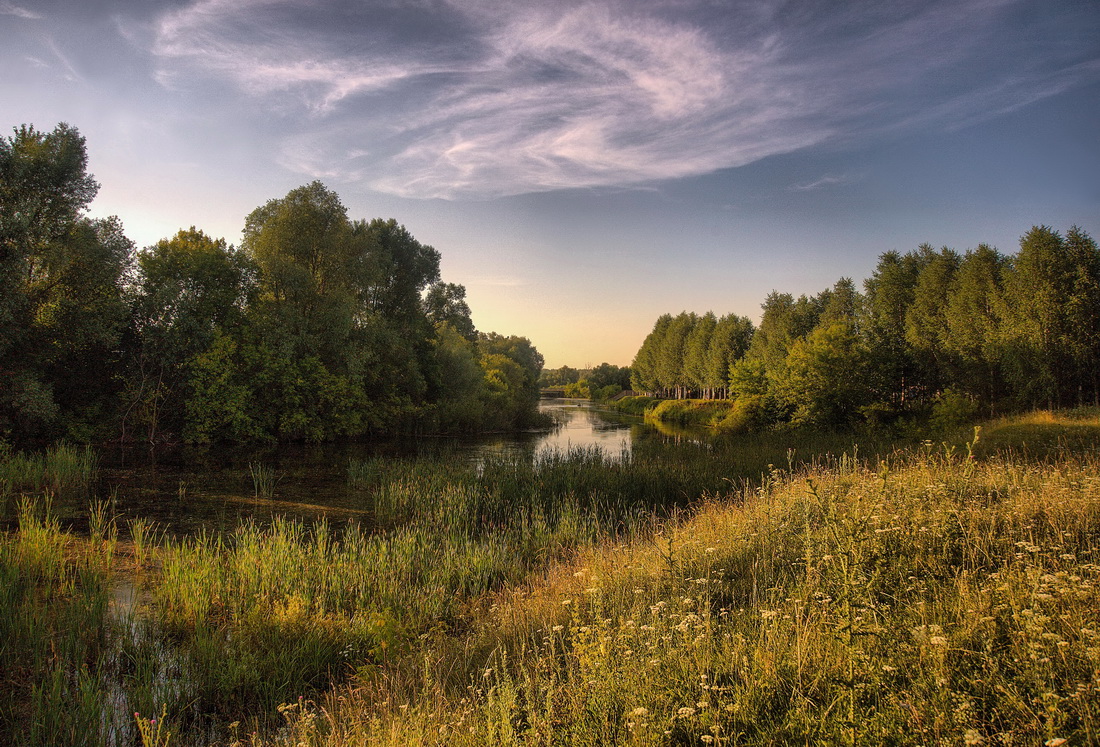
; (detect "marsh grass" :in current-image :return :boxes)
[0,500,113,745]
[262,432,1100,746]
[250,461,279,500]
[5,411,1100,745]
[0,442,97,510]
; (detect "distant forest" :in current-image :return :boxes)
[630,224,1100,429]
[0,123,544,444]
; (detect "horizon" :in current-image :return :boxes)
[3,0,1098,368]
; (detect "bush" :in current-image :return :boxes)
[716,395,768,433]
[930,388,979,434]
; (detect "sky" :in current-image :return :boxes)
[2,0,1099,368]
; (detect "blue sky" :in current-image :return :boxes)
[3,0,1098,367]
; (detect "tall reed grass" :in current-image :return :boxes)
[0,442,97,508]
[264,436,1100,746]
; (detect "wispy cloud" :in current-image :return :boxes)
[0,1,42,20]
[148,0,1100,199]
[791,174,858,191]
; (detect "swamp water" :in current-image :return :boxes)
[90,399,652,536]
[10,399,706,746]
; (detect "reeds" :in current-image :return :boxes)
[0,442,97,508]
[265,437,1100,746]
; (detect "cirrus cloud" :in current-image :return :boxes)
[148,0,1100,199]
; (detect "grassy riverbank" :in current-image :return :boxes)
[2,411,1099,744]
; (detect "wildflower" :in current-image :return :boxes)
[701,737,715,744]
[930,636,948,646]
[552,625,564,632]
[964,728,983,745]
[677,707,696,718]
[629,707,649,717]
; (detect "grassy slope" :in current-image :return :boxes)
[3,411,1100,745]
[270,413,1100,746]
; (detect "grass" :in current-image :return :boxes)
[2,410,1100,744]
[264,431,1100,746]
[0,442,97,510]
[0,499,114,745]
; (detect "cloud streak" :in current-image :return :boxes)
[0,1,42,20]
[148,0,1100,199]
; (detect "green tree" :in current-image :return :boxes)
[943,244,1007,406]
[772,322,871,428]
[429,322,489,431]
[630,314,672,394]
[126,228,255,441]
[997,226,1075,407]
[478,333,545,427]
[905,247,960,393]
[682,312,716,397]
[1063,226,1100,405]
[655,312,696,398]
[0,123,131,439]
[862,247,934,413]
[423,282,476,342]
[707,313,753,399]
[818,277,860,330]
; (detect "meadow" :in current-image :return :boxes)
[2,411,1099,745]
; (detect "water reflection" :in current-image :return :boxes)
[83,399,643,536]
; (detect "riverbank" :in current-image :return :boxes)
[2,410,1099,744]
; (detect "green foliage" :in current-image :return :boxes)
[539,365,581,388]
[771,323,871,428]
[563,379,591,399]
[929,387,979,434]
[716,394,769,433]
[633,224,1099,432]
[0,124,131,440]
[125,227,255,441]
[478,332,545,427]
[423,282,476,342]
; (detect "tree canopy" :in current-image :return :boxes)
[631,224,1100,430]
[1,124,544,444]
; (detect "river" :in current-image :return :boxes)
[90,398,652,536]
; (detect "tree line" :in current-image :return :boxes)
[539,363,632,400]
[1,123,544,444]
[630,227,1100,429]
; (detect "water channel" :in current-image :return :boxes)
[90,399,664,536]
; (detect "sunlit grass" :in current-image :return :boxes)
[3,409,1100,745]
[260,427,1100,746]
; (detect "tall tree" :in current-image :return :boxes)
[423,281,476,342]
[655,312,696,398]
[905,247,960,392]
[707,313,753,399]
[682,312,716,397]
[630,314,672,394]
[125,228,255,441]
[997,226,1074,407]
[0,123,130,439]
[1062,226,1100,405]
[862,247,934,411]
[772,322,871,428]
[943,244,1007,406]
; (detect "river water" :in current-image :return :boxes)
[90,399,652,536]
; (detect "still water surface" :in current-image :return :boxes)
[93,399,654,535]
